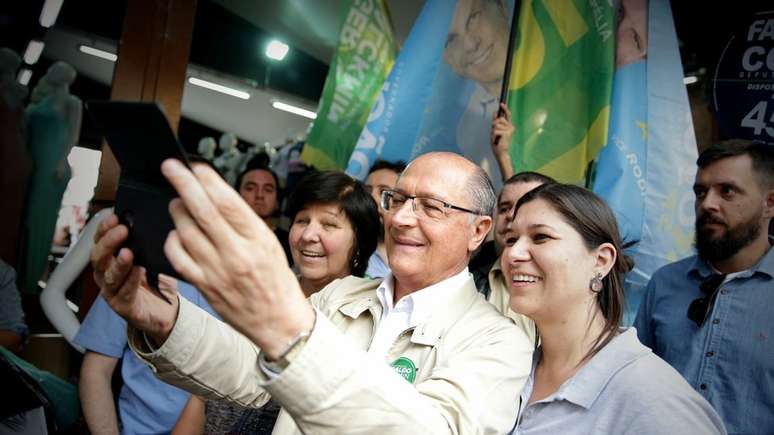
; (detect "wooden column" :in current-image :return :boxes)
[83,0,196,314]
[94,0,197,201]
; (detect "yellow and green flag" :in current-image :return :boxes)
[302,0,396,170]
[507,0,615,184]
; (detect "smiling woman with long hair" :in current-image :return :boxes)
[502,183,726,434]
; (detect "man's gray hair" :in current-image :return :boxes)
[466,166,496,218]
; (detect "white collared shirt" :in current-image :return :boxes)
[367,268,470,358]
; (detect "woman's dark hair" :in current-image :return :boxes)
[286,171,379,277]
[515,183,634,363]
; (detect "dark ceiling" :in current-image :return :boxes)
[1,0,330,151]
[2,0,329,102]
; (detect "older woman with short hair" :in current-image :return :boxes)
[286,170,378,294]
[173,170,379,435]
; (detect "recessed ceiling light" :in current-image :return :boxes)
[683,76,698,85]
[39,0,64,27]
[23,40,45,65]
[188,77,250,100]
[79,45,118,62]
[265,40,289,61]
[18,69,33,85]
[272,101,316,119]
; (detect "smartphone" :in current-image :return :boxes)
[86,101,192,302]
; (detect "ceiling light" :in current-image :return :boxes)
[39,0,64,27]
[272,101,316,119]
[683,76,698,85]
[18,69,32,86]
[188,77,250,100]
[265,40,289,61]
[23,40,45,65]
[79,45,118,62]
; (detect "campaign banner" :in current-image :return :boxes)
[302,0,396,170]
[594,0,697,324]
[506,0,615,185]
[346,0,514,187]
[712,11,774,145]
[593,0,648,265]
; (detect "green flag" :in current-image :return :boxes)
[507,0,615,184]
[302,0,396,170]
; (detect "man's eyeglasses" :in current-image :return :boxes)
[686,274,726,327]
[380,190,481,220]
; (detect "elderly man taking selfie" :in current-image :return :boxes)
[90,152,532,434]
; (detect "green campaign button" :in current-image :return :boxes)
[390,357,417,383]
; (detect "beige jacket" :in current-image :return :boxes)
[129,275,533,434]
[487,258,537,347]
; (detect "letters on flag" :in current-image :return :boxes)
[302,0,396,170]
[593,0,698,323]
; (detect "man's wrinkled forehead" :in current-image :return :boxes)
[396,159,465,201]
[395,172,440,199]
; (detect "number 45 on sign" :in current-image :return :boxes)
[742,95,774,138]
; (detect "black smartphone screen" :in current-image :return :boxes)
[86,101,192,300]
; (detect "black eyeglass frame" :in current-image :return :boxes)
[380,189,482,218]
[686,274,726,327]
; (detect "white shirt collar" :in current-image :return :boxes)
[376,268,471,326]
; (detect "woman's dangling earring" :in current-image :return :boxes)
[589,272,603,293]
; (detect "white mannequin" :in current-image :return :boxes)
[197,136,216,160]
[262,140,277,160]
[237,141,273,174]
[39,208,113,352]
[213,132,242,185]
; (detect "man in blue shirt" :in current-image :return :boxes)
[634,139,774,435]
[363,160,406,279]
[75,279,215,434]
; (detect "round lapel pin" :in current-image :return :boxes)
[390,357,417,383]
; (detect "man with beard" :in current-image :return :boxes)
[634,139,774,435]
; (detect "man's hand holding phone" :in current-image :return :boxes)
[91,213,179,346]
[160,159,315,360]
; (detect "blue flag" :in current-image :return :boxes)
[346,0,513,188]
[593,0,697,324]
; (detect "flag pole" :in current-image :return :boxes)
[498,0,521,116]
